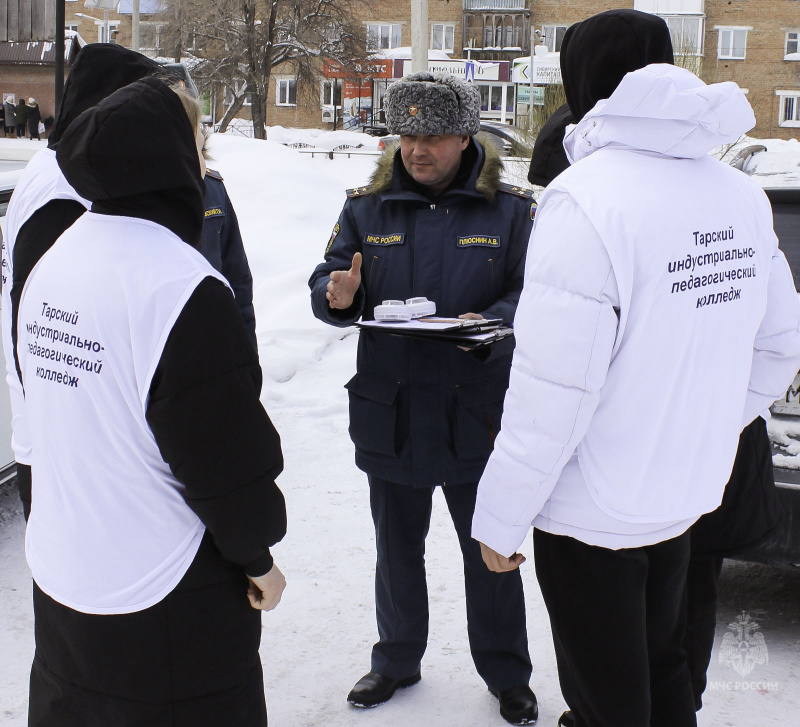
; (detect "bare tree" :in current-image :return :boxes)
[158,0,370,138]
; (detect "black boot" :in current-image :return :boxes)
[489,685,539,725]
[346,670,421,708]
[558,711,575,727]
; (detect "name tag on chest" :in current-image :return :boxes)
[457,235,500,248]
[364,233,405,246]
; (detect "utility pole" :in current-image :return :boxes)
[55,0,66,111]
[132,0,140,51]
[410,0,428,74]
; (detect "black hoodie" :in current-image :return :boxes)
[48,44,163,150]
[560,9,674,122]
[527,11,672,190]
[56,76,204,246]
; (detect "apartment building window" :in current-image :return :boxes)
[717,27,748,59]
[321,80,342,107]
[482,14,524,49]
[431,23,455,53]
[540,25,566,52]
[94,21,120,44]
[224,82,252,107]
[65,23,79,32]
[276,77,297,106]
[139,22,167,54]
[777,91,800,127]
[662,15,704,56]
[367,23,402,51]
[786,31,800,57]
[479,84,513,113]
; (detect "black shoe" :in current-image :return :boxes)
[346,670,421,708]
[489,685,539,725]
[558,711,575,727]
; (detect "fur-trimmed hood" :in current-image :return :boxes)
[366,137,504,202]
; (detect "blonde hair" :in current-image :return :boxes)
[170,82,201,134]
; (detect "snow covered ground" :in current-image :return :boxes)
[1,131,800,726]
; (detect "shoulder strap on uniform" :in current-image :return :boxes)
[496,182,535,199]
[205,168,224,181]
[346,185,371,198]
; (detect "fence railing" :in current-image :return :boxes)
[463,0,526,10]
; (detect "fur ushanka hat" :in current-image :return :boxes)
[384,72,480,136]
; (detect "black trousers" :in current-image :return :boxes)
[29,533,268,727]
[369,477,532,690]
[534,528,696,727]
[685,555,724,710]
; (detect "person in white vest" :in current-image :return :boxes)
[18,77,287,727]
[471,9,800,727]
[2,43,164,522]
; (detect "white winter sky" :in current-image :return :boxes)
[1,129,800,726]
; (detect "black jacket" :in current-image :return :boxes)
[528,103,574,187]
[51,77,285,576]
[691,417,780,557]
[309,140,534,487]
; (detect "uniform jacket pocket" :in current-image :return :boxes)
[454,376,508,460]
[345,372,400,457]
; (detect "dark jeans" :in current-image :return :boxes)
[534,528,696,727]
[369,477,532,690]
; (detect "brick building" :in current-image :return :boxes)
[528,0,800,139]
[4,1,794,138]
[63,0,166,53]
[0,34,82,129]
[254,0,800,139]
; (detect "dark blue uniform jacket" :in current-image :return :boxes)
[309,140,534,487]
[200,170,257,350]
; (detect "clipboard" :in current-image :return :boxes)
[356,318,514,348]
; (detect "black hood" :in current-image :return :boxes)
[56,77,204,246]
[49,44,163,149]
[528,103,575,187]
[561,9,674,121]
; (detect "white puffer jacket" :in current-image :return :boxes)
[473,64,800,554]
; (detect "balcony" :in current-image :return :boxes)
[464,0,526,10]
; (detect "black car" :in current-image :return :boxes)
[728,145,800,568]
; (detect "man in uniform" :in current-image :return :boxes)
[309,72,537,725]
[199,167,257,351]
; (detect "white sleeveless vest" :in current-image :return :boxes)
[20,212,228,614]
[2,148,89,465]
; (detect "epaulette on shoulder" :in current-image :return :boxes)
[346,185,372,199]
[497,182,535,199]
[205,168,224,181]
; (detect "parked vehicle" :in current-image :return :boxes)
[729,144,800,568]
[0,165,20,484]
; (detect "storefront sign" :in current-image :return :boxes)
[324,59,393,79]
[512,57,562,86]
[400,59,508,82]
[516,85,545,106]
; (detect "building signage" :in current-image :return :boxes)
[516,85,544,106]
[400,59,509,82]
[512,57,562,85]
[323,59,393,79]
